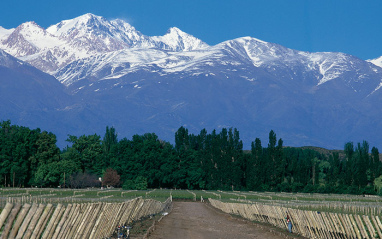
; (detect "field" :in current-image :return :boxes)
[2,188,382,214]
[2,188,382,238]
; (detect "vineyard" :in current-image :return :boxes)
[1,188,382,238]
[0,188,172,238]
[208,192,382,239]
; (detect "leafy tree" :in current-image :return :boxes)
[0,120,60,187]
[34,160,80,187]
[66,134,103,175]
[4,120,382,194]
[175,126,189,151]
[374,175,382,194]
[122,180,135,190]
[122,176,148,190]
[102,126,118,154]
[134,176,148,190]
[102,126,118,169]
[371,147,381,179]
[102,168,121,187]
[248,138,263,190]
[31,131,60,165]
[263,130,284,189]
[344,142,355,185]
[354,141,369,188]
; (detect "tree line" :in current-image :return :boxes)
[1,120,381,194]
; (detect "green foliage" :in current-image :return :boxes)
[122,180,135,190]
[0,120,61,187]
[66,134,103,175]
[1,121,381,195]
[35,160,75,187]
[134,176,148,190]
[122,176,148,190]
[103,126,118,154]
[374,175,382,194]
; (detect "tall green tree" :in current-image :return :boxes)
[248,138,263,190]
[371,147,381,179]
[101,126,118,170]
[66,134,103,175]
[344,142,355,185]
[102,126,118,154]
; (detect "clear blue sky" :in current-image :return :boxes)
[1,0,381,60]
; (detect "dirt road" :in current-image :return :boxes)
[147,202,304,239]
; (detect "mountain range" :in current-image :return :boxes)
[1,13,382,149]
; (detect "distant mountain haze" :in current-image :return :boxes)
[1,13,382,149]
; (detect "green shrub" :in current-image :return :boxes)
[122,176,148,190]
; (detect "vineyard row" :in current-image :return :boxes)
[0,197,171,239]
[209,198,382,239]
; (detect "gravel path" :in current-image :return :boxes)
[147,202,304,239]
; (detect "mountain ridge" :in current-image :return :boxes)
[0,13,208,73]
[1,14,382,149]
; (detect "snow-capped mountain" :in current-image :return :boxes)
[1,14,382,149]
[46,13,136,52]
[0,13,208,73]
[0,20,86,72]
[56,36,382,97]
[49,35,382,148]
[150,27,209,51]
[55,48,170,86]
[369,56,382,68]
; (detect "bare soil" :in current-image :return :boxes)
[139,202,306,239]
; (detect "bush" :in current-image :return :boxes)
[135,176,148,190]
[260,184,270,192]
[346,185,360,195]
[316,185,332,194]
[361,185,377,195]
[279,182,291,192]
[291,182,304,192]
[302,184,316,193]
[122,180,135,190]
[122,176,148,190]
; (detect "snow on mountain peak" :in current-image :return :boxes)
[110,18,135,31]
[167,27,183,35]
[15,21,46,38]
[368,56,382,68]
[78,13,101,21]
[219,36,296,67]
[0,13,211,73]
[0,21,62,58]
[236,36,268,44]
[47,13,110,38]
[3,12,378,92]
[151,27,209,51]
[18,21,52,37]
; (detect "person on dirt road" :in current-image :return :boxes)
[286,214,292,233]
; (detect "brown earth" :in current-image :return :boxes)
[141,202,306,239]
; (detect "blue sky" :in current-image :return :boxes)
[1,0,382,60]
